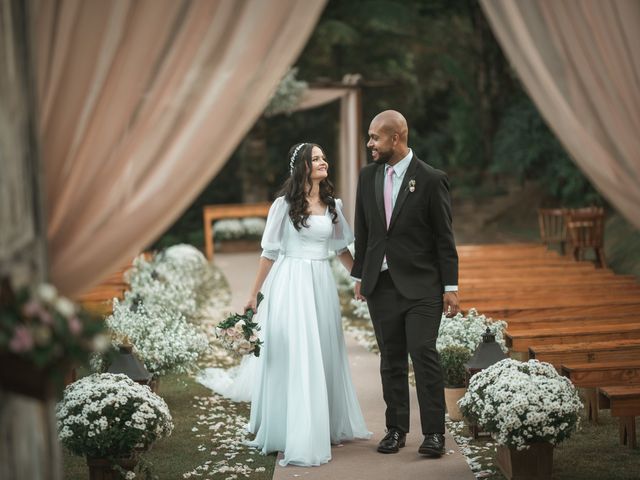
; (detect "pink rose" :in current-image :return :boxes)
[9,326,34,353]
[21,300,42,318]
[67,316,83,335]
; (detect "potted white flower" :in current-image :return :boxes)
[439,344,472,421]
[56,373,173,479]
[437,308,508,353]
[105,299,209,391]
[459,358,583,480]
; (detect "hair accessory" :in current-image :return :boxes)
[289,143,305,175]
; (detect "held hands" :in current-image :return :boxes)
[443,291,460,317]
[354,281,366,301]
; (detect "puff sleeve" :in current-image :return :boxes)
[260,196,289,261]
[328,199,354,254]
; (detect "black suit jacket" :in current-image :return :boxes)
[351,154,458,299]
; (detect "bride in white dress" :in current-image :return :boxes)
[199,142,370,467]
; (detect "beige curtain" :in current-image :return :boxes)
[32,0,326,297]
[294,86,363,224]
[480,0,640,229]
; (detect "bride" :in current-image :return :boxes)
[199,142,370,467]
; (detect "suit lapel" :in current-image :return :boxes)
[374,164,386,227]
[388,156,418,231]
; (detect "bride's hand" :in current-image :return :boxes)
[244,296,258,314]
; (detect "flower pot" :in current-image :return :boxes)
[86,456,137,480]
[444,387,466,421]
[496,443,554,480]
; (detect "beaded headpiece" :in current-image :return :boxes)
[289,143,305,175]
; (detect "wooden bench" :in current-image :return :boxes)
[561,360,640,422]
[561,360,640,388]
[202,202,271,261]
[599,386,640,448]
[468,295,640,319]
[529,339,640,369]
[507,314,640,331]
[507,323,640,353]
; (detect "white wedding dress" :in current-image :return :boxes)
[198,196,370,467]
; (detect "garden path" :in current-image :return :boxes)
[214,252,474,480]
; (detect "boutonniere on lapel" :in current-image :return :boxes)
[408,178,416,193]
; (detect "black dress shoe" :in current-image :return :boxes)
[419,433,445,457]
[377,429,406,454]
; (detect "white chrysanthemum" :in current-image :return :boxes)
[437,308,508,353]
[459,358,583,450]
[56,373,173,457]
[106,299,209,377]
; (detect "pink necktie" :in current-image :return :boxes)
[384,166,394,228]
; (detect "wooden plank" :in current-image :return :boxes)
[529,339,640,367]
[561,360,640,388]
[462,285,640,303]
[466,297,640,319]
[507,315,640,331]
[507,323,640,352]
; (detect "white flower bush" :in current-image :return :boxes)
[125,245,218,321]
[56,373,173,458]
[106,299,209,377]
[241,217,267,240]
[213,219,245,241]
[459,358,582,450]
[213,218,266,242]
[437,308,508,353]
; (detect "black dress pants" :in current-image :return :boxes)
[366,270,445,434]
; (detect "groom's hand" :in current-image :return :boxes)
[354,281,366,301]
[443,291,460,317]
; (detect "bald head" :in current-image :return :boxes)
[367,110,410,165]
[370,110,409,144]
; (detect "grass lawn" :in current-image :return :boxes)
[62,370,277,479]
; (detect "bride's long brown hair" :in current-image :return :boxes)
[278,143,338,231]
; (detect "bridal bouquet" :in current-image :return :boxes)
[215,293,264,357]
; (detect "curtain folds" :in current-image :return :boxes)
[32,0,326,296]
[480,0,640,228]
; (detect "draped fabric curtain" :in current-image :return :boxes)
[479,0,640,229]
[31,0,326,297]
[294,87,363,224]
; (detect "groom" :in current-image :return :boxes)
[351,110,459,457]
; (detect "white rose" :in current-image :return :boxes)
[55,297,76,317]
[37,283,58,303]
[234,320,246,330]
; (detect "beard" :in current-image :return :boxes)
[370,148,393,165]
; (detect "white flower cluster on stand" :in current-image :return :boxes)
[459,358,583,450]
[437,308,508,353]
[106,299,209,377]
[56,373,173,458]
[213,217,266,242]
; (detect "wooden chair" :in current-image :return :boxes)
[537,208,567,254]
[564,207,606,268]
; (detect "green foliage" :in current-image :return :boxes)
[492,96,603,206]
[439,344,472,388]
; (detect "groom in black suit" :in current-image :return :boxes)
[351,110,459,457]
